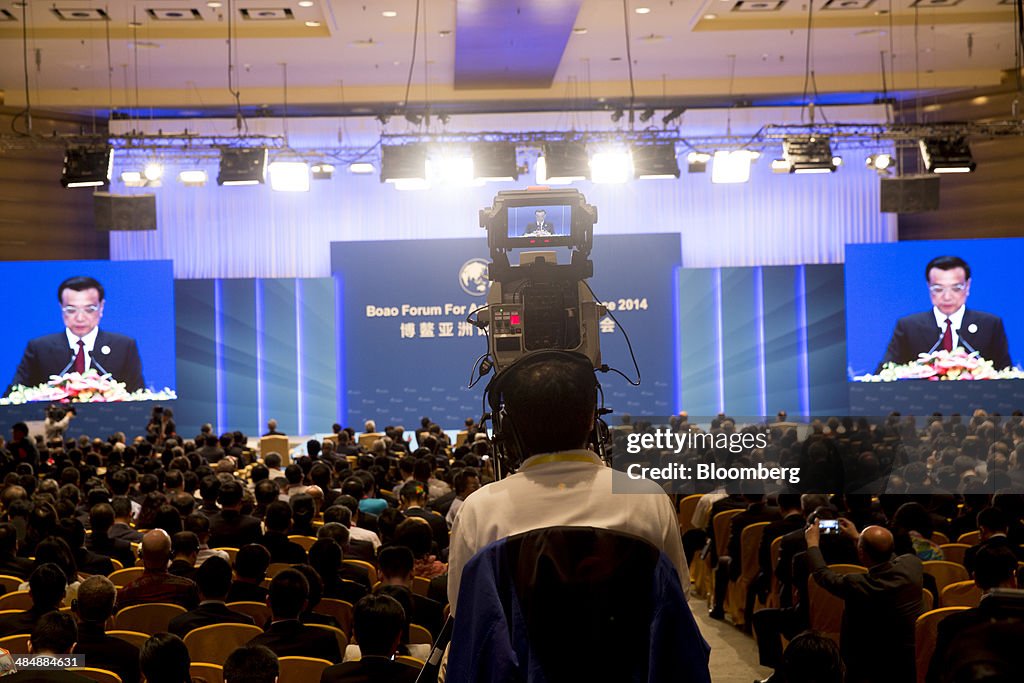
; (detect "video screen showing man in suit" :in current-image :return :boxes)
[6,275,144,395]
[877,255,1011,371]
[507,205,571,240]
[524,209,555,237]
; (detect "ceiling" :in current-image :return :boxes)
[0,0,1017,118]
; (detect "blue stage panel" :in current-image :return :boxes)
[678,268,722,415]
[805,264,849,416]
[174,280,218,436]
[220,280,259,435]
[297,278,338,435]
[260,279,299,435]
[721,269,761,415]
[761,266,802,417]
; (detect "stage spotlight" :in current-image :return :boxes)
[427,151,476,186]
[178,170,208,187]
[380,144,428,183]
[120,171,147,187]
[711,150,757,184]
[919,137,975,174]
[348,162,375,174]
[866,153,893,171]
[639,108,656,123]
[610,108,625,123]
[632,143,680,179]
[771,158,790,173]
[662,106,686,125]
[404,112,423,125]
[589,148,634,184]
[782,136,836,174]
[686,151,711,173]
[61,146,113,188]
[268,161,310,192]
[143,162,164,183]
[437,113,451,125]
[217,148,268,186]
[472,142,519,182]
[311,163,335,179]
[540,142,589,182]
[534,157,569,185]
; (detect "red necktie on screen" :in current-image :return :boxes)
[942,318,953,352]
[74,340,86,374]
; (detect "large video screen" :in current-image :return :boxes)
[0,260,176,403]
[506,204,572,240]
[846,239,1023,381]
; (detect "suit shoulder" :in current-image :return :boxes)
[26,332,68,348]
[965,309,1005,324]
[896,311,936,326]
[97,330,139,346]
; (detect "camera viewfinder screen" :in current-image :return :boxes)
[506,204,572,241]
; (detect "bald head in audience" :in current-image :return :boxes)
[141,529,172,570]
[857,525,895,566]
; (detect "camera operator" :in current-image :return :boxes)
[44,405,75,445]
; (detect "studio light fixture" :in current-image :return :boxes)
[120,171,147,187]
[380,143,428,183]
[61,146,113,188]
[348,162,375,175]
[782,136,837,174]
[589,147,634,184]
[662,107,686,125]
[539,142,589,183]
[919,137,975,174]
[711,150,758,184]
[639,108,656,123]
[771,158,790,173]
[427,150,476,186]
[311,163,335,179]
[217,147,268,186]
[472,142,519,182]
[143,162,164,183]
[404,112,424,126]
[610,109,625,123]
[632,143,680,179]
[268,161,310,192]
[686,151,711,173]
[178,170,208,187]
[866,153,893,172]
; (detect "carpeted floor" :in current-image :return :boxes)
[691,597,773,683]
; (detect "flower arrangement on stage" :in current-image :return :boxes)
[0,369,177,405]
[854,348,1024,382]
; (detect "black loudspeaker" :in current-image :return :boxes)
[879,175,940,213]
[93,193,157,231]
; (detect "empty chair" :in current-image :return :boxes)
[113,603,187,634]
[923,561,969,597]
[938,544,970,567]
[183,623,265,667]
[940,580,983,608]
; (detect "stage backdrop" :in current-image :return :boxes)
[331,234,682,429]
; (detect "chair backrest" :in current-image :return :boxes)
[68,667,123,683]
[189,662,225,683]
[807,564,869,643]
[313,598,354,636]
[739,522,770,582]
[957,530,981,546]
[931,531,950,546]
[923,560,970,597]
[769,535,784,598]
[266,562,293,579]
[344,559,378,586]
[106,629,150,649]
[357,432,383,448]
[114,603,187,634]
[260,435,291,466]
[0,575,23,594]
[915,607,970,683]
[938,543,970,567]
[712,509,743,558]
[279,656,333,682]
[0,634,29,654]
[396,655,425,671]
[411,575,431,597]
[108,567,145,587]
[0,591,32,611]
[183,623,265,667]
[940,580,983,608]
[923,588,934,612]
[108,558,124,572]
[287,535,317,552]
[217,547,240,565]
[409,623,433,645]
[227,601,272,628]
[677,494,703,535]
[306,622,348,653]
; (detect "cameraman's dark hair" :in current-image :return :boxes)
[58,276,104,302]
[925,255,971,281]
[30,611,78,654]
[782,631,844,683]
[224,645,279,683]
[140,633,191,683]
[353,594,406,657]
[499,353,597,457]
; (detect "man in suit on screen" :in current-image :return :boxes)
[6,275,144,394]
[522,209,555,237]
[876,255,1012,372]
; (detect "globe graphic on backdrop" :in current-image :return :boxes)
[459,258,490,296]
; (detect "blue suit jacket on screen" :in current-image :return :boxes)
[7,329,145,394]
[878,309,1011,372]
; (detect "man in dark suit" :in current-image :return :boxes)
[226,544,271,604]
[0,563,66,637]
[963,506,1023,577]
[806,520,924,683]
[320,594,419,683]
[7,275,145,394]
[378,546,444,639]
[72,575,141,683]
[117,529,199,610]
[208,480,262,549]
[0,522,33,579]
[86,503,136,570]
[6,612,92,683]
[246,568,342,661]
[877,255,1012,371]
[522,209,556,237]
[168,556,254,638]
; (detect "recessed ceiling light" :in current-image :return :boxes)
[438,29,451,37]
[573,27,588,34]
[128,20,142,27]
[635,6,651,13]
[382,10,397,17]
[704,13,718,19]
[305,20,320,27]
[207,0,222,7]
[297,0,313,6]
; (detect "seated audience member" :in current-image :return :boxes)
[209,480,262,548]
[400,481,449,552]
[264,452,286,482]
[169,556,254,637]
[19,537,82,603]
[281,465,308,500]
[246,568,342,661]
[444,467,481,528]
[378,545,443,639]
[333,497,383,552]
[373,584,432,661]
[781,631,845,683]
[309,538,367,604]
[805,521,923,683]
[252,478,280,518]
[108,496,144,543]
[139,633,192,683]
[288,493,318,537]
[196,475,221,518]
[0,522,32,578]
[118,529,199,610]
[87,502,136,570]
[227,543,272,604]
[892,501,944,561]
[168,531,200,580]
[224,644,279,683]
[290,564,342,630]
[413,458,451,503]
[394,518,447,580]
[6,611,91,682]
[964,506,1022,577]
[184,512,230,565]
[72,575,141,683]
[322,594,420,683]
[57,517,114,576]
[261,500,308,564]
[0,563,66,637]
[927,544,1020,683]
